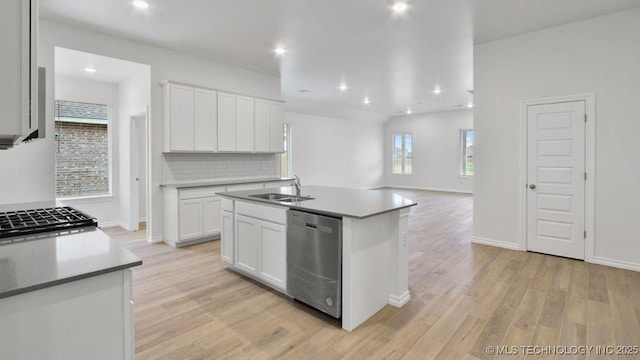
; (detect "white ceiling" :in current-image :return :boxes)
[40,0,640,120]
[55,47,149,84]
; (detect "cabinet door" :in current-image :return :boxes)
[169,84,195,151]
[202,196,222,237]
[194,88,217,151]
[258,220,287,291]
[0,0,34,140]
[179,198,203,241]
[234,214,259,275]
[269,102,285,153]
[221,210,234,264]
[236,95,255,152]
[254,99,270,152]
[217,92,236,151]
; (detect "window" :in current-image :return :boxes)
[460,129,474,176]
[54,100,111,198]
[393,132,413,175]
[280,123,292,178]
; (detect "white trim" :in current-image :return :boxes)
[98,220,128,229]
[592,257,640,273]
[138,217,147,222]
[519,93,595,261]
[472,236,523,251]
[148,235,163,244]
[388,291,411,307]
[58,194,115,204]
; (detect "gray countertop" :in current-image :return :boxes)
[0,227,142,299]
[160,177,294,189]
[217,185,417,219]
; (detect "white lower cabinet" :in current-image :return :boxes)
[235,214,259,274]
[179,198,204,241]
[202,196,222,237]
[257,220,286,290]
[163,186,225,247]
[225,200,287,292]
[0,270,134,360]
[221,209,234,264]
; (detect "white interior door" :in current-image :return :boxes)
[527,101,585,259]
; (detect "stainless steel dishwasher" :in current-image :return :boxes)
[287,209,342,318]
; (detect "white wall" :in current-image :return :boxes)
[117,72,151,230]
[384,109,473,193]
[37,19,281,241]
[473,8,640,270]
[285,112,384,189]
[54,75,125,227]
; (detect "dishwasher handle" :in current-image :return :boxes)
[305,223,317,229]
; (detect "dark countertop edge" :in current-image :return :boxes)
[217,193,417,219]
[160,177,294,189]
[0,259,143,300]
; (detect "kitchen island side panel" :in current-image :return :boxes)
[342,210,409,332]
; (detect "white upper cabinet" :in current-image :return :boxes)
[254,99,270,152]
[255,99,285,153]
[235,95,255,152]
[163,81,284,153]
[269,102,285,153]
[166,84,195,151]
[217,92,237,152]
[162,82,218,152]
[0,0,38,148]
[194,88,217,151]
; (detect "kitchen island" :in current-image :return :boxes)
[0,207,142,360]
[217,185,417,331]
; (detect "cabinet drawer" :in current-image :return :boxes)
[236,201,287,224]
[179,186,226,200]
[221,198,234,212]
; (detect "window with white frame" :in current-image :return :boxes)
[280,123,292,178]
[460,129,474,176]
[392,132,413,175]
[54,100,112,198]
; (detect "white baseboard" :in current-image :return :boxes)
[472,236,523,251]
[591,256,640,272]
[389,291,411,307]
[148,235,163,244]
[138,217,147,223]
[380,184,473,194]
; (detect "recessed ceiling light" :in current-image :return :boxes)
[298,89,311,93]
[363,97,371,105]
[467,102,474,108]
[406,108,412,115]
[84,67,97,74]
[132,0,149,9]
[433,86,442,94]
[392,2,409,13]
[274,47,287,55]
[339,83,348,92]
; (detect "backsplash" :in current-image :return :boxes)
[162,153,279,183]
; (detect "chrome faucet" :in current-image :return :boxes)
[294,175,301,196]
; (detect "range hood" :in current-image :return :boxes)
[0,67,46,150]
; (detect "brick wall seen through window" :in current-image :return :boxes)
[55,100,110,198]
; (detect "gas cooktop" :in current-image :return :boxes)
[0,207,97,240]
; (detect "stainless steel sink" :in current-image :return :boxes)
[249,193,292,200]
[279,196,315,202]
[249,193,314,202]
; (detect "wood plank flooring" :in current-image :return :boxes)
[104,189,640,359]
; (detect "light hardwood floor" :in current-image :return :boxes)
[104,189,640,359]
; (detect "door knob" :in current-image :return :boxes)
[529,184,536,190]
